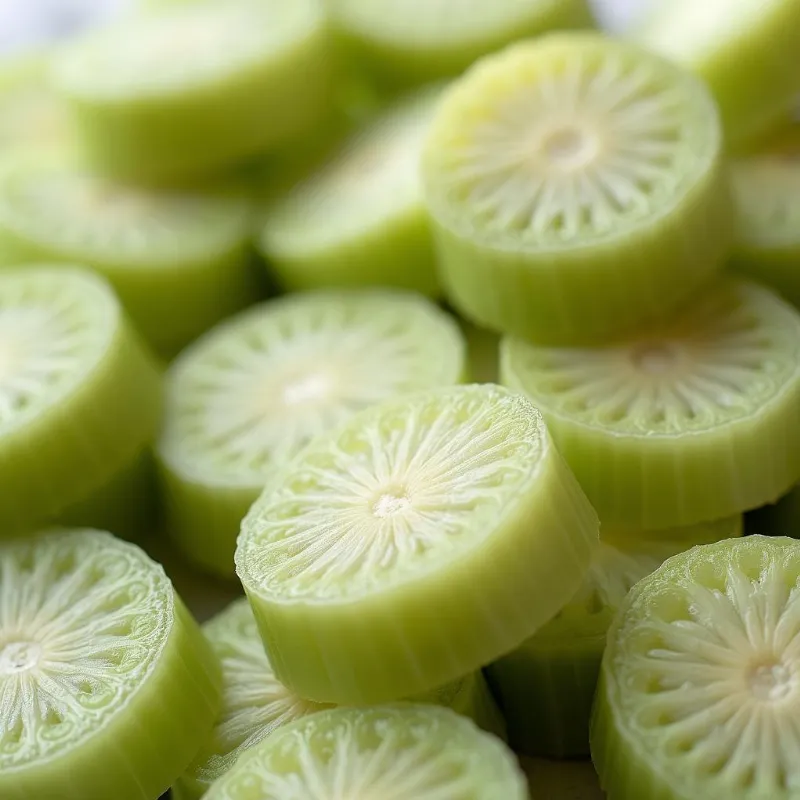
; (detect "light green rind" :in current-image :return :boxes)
[328,0,595,91]
[486,515,742,758]
[258,86,442,297]
[633,0,800,151]
[501,279,800,529]
[0,267,162,534]
[0,529,222,800]
[157,290,467,578]
[52,0,336,185]
[236,384,599,704]
[174,598,505,800]
[422,33,731,346]
[0,153,259,357]
[591,535,800,800]
[202,704,527,800]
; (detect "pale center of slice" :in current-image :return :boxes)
[541,125,599,171]
[746,660,796,703]
[630,342,681,374]
[372,488,412,518]
[0,641,41,674]
[281,373,330,406]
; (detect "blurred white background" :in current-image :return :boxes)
[0,0,653,55]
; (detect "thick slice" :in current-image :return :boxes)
[487,515,742,758]
[174,598,505,800]
[0,528,221,800]
[501,279,800,529]
[633,0,800,151]
[0,266,161,533]
[52,0,334,184]
[258,86,442,296]
[731,128,800,310]
[157,290,467,577]
[591,535,800,799]
[328,0,595,89]
[202,704,527,800]
[422,32,731,345]
[236,383,599,704]
[0,151,258,357]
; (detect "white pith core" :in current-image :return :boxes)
[438,52,689,240]
[232,708,501,799]
[167,299,462,483]
[509,284,787,433]
[617,551,800,792]
[0,534,169,765]
[241,390,540,599]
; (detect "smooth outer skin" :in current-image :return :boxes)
[0,267,163,534]
[329,0,596,91]
[633,0,800,151]
[500,280,800,530]
[51,0,336,185]
[0,533,223,800]
[236,385,599,705]
[422,34,732,346]
[486,515,743,758]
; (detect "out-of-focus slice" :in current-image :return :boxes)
[236,384,599,704]
[501,279,800,529]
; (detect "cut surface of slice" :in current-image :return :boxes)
[236,383,599,704]
[501,279,800,529]
[174,597,505,800]
[258,86,442,297]
[0,266,162,533]
[329,0,595,89]
[591,535,800,800]
[157,290,466,577]
[486,514,742,758]
[731,129,800,310]
[0,528,221,800]
[633,0,800,151]
[202,704,527,800]
[0,152,258,356]
[422,32,731,345]
[52,0,334,184]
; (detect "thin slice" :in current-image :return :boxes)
[591,535,800,799]
[731,127,800,310]
[202,704,527,800]
[0,266,162,534]
[0,151,259,357]
[0,528,221,800]
[52,0,334,184]
[174,598,506,800]
[486,514,742,758]
[501,278,800,529]
[329,0,595,89]
[236,383,599,704]
[157,290,466,577]
[259,86,443,296]
[422,32,731,345]
[633,0,800,151]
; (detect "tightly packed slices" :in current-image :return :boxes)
[633,0,800,151]
[592,536,800,800]
[501,279,800,530]
[486,515,742,758]
[0,52,72,151]
[52,0,334,184]
[328,0,595,89]
[157,290,466,577]
[731,128,800,310]
[422,32,731,345]
[202,704,527,800]
[0,266,161,534]
[258,86,442,297]
[0,529,221,800]
[174,598,505,799]
[236,383,599,704]
[0,152,258,357]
